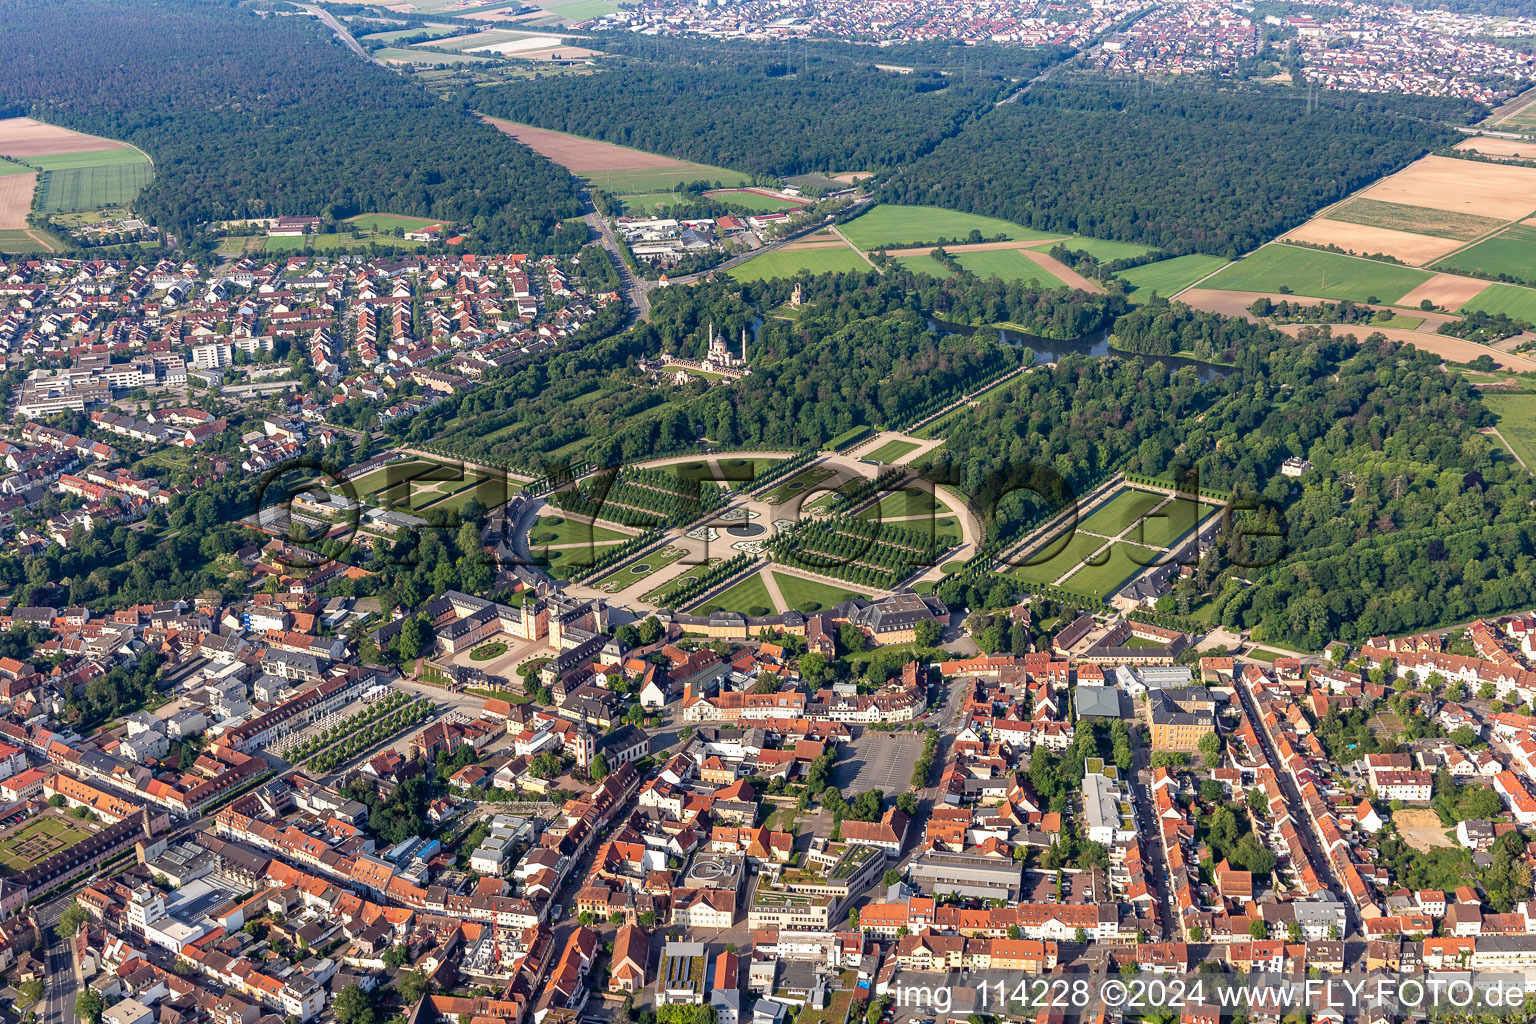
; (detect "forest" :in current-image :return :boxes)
[0,0,585,249]
[472,39,1052,177]
[879,77,1469,255]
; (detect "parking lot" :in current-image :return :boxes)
[834,730,925,794]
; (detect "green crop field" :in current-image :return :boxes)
[376,47,491,63]
[17,147,146,171]
[1201,245,1431,303]
[583,163,749,193]
[528,514,630,546]
[345,213,441,232]
[1433,225,1536,285]
[359,26,458,42]
[1483,392,1536,468]
[772,572,867,613]
[1115,253,1230,299]
[839,204,1061,251]
[706,189,803,212]
[1060,542,1162,598]
[34,155,153,213]
[0,158,30,176]
[1078,489,1163,538]
[864,438,920,464]
[692,572,778,616]
[953,249,1068,288]
[1033,236,1154,261]
[1324,198,1508,241]
[0,230,44,253]
[1460,282,1536,323]
[730,247,869,282]
[893,253,953,278]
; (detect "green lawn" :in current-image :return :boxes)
[1201,244,1432,303]
[730,247,869,282]
[619,193,684,214]
[1032,236,1154,261]
[1483,392,1536,468]
[1060,542,1162,598]
[1115,254,1231,299]
[1134,497,1215,549]
[1246,647,1285,663]
[893,254,954,278]
[419,475,511,513]
[856,486,951,521]
[864,438,920,464]
[1373,313,1424,329]
[1459,282,1536,323]
[540,541,627,579]
[715,457,784,489]
[346,213,441,232]
[1009,530,1112,586]
[1433,225,1536,285]
[642,556,725,605]
[839,204,1061,251]
[348,459,458,497]
[1078,489,1163,538]
[953,249,1068,289]
[528,514,630,546]
[0,815,93,872]
[759,465,839,505]
[706,189,803,212]
[692,572,778,616]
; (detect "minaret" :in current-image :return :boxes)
[740,328,747,365]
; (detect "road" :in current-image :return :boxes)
[36,895,79,1024]
[296,4,377,63]
[581,190,652,325]
[1129,741,1177,940]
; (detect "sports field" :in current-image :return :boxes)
[1116,254,1229,299]
[729,247,869,282]
[706,189,803,212]
[692,572,777,616]
[1483,393,1536,467]
[953,249,1068,288]
[1200,245,1432,304]
[1433,225,1536,285]
[346,213,441,233]
[0,814,94,873]
[1459,282,1536,323]
[839,204,1058,251]
[772,572,867,613]
[619,193,684,214]
[1325,197,1506,241]
[865,439,920,464]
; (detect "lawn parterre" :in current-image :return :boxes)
[1060,542,1163,598]
[528,514,630,547]
[0,814,94,873]
[643,555,725,605]
[856,486,952,521]
[1077,489,1163,538]
[591,544,691,594]
[839,204,1059,250]
[864,439,921,464]
[771,571,868,613]
[759,465,839,505]
[1009,530,1112,585]
[692,571,778,616]
[1200,244,1431,303]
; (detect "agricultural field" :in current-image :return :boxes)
[1283,216,1463,267]
[705,189,804,212]
[359,25,459,42]
[1482,392,1536,468]
[1432,225,1536,285]
[377,47,492,64]
[772,572,866,613]
[481,117,749,192]
[0,118,152,217]
[0,116,132,159]
[0,174,35,231]
[1459,282,1536,323]
[0,158,28,175]
[0,813,94,874]
[1354,154,1536,223]
[692,571,777,616]
[893,253,953,278]
[1032,236,1153,261]
[1323,197,1506,241]
[839,204,1059,251]
[0,229,49,253]
[1115,253,1229,299]
[729,247,869,283]
[34,155,154,213]
[953,248,1068,289]
[1199,244,1432,304]
[864,439,920,464]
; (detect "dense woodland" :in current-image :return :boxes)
[880,77,1469,255]
[0,0,585,249]
[473,41,1048,177]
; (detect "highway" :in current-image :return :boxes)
[296,4,378,63]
